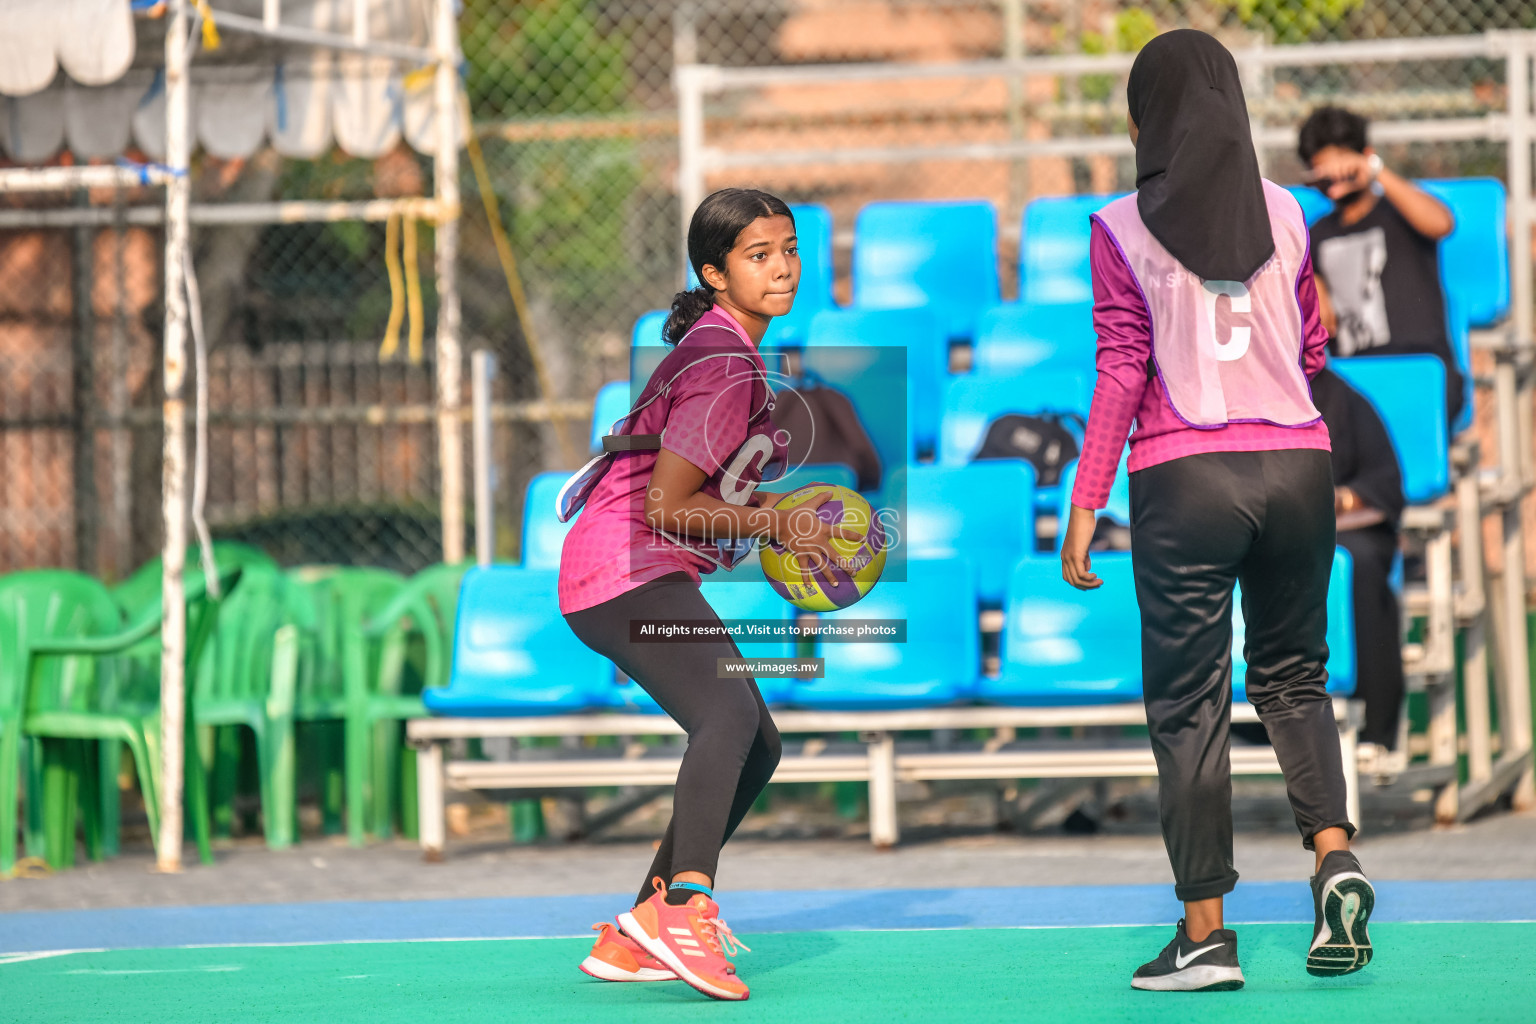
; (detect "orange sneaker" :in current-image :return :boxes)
[617,879,751,1001]
[578,921,679,982]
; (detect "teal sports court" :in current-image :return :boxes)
[5,882,1535,1023]
[4,3,1536,1023]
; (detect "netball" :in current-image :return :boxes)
[760,484,887,611]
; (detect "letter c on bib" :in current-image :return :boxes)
[720,434,774,506]
[1202,280,1252,361]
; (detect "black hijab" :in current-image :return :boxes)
[1127,30,1274,283]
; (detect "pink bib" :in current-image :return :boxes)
[1092,179,1321,429]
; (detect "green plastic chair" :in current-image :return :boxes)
[0,567,238,874]
[114,542,275,612]
[194,563,303,850]
[358,562,469,839]
[290,567,406,846]
[0,571,123,872]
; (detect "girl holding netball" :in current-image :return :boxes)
[560,188,856,1001]
[1060,30,1375,991]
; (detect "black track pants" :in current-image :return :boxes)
[1129,449,1355,903]
[564,572,782,904]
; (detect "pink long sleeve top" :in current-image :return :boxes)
[1069,221,1333,510]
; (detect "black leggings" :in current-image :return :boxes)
[1130,449,1354,903]
[564,572,782,905]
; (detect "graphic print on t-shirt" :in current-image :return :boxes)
[1317,227,1390,356]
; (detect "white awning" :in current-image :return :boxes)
[0,0,461,163]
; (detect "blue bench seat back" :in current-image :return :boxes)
[1330,354,1449,504]
[424,566,611,715]
[788,557,979,710]
[630,309,668,384]
[939,371,1091,466]
[589,380,632,453]
[887,462,1035,606]
[983,553,1141,705]
[974,300,1097,376]
[763,203,837,348]
[804,306,943,460]
[1284,184,1332,227]
[853,200,999,341]
[1233,546,1356,699]
[1018,193,1127,306]
[1419,177,1509,330]
[521,472,574,569]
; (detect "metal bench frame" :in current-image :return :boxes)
[407,698,1358,858]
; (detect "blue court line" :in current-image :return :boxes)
[2,880,1533,955]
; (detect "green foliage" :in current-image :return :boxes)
[462,0,629,117]
[1214,0,1364,43]
[1080,9,1160,103]
[459,0,640,335]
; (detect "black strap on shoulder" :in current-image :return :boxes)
[602,433,663,452]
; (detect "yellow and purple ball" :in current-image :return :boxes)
[760,484,887,612]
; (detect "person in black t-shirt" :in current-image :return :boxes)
[1298,106,1465,427]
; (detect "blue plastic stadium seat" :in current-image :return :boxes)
[769,462,859,496]
[762,203,837,349]
[1056,446,1132,538]
[982,553,1141,705]
[852,200,999,341]
[1018,193,1127,306]
[1331,355,1449,504]
[1419,178,1509,329]
[797,333,918,475]
[938,371,1092,466]
[423,566,612,715]
[885,462,1035,607]
[788,557,979,710]
[630,309,668,384]
[1233,546,1356,699]
[1283,184,1333,227]
[521,472,573,569]
[974,300,1097,376]
[804,307,943,459]
[604,576,801,711]
[589,380,632,452]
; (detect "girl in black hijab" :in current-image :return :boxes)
[1060,29,1376,991]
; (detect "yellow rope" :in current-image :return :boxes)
[459,90,577,463]
[379,213,405,361]
[403,216,425,364]
[0,857,52,881]
[193,0,221,50]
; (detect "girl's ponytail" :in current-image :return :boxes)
[660,188,794,346]
[662,285,716,345]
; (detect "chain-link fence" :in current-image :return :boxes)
[1,0,1533,577]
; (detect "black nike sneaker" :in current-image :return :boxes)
[1308,849,1375,976]
[1131,919,1245,992]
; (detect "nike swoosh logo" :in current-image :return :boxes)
[1175,943,1224,969]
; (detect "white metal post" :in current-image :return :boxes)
[157,0,194,874]
[1510,35,1534,349]
[471,350,494,567]
[416,740,446,862]
[1002,0,1028,219]
[1456,446,1494,785]
[865,731,899,848]
[1501,34,1535,808]
[675,64,707,287]
[434,0,465,565]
